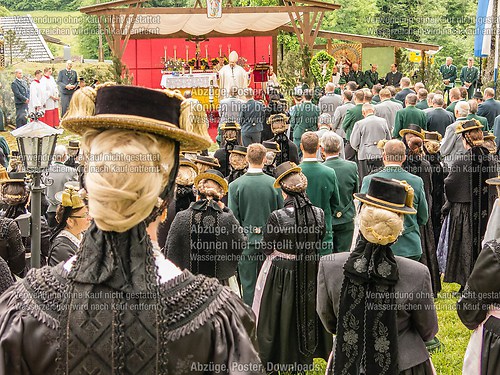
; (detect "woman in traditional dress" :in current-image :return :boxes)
[47,187,90,266]
[443,120,493,290]
[317,177,439,375]
[166,169,245,294]
[400,124,441,296]
[458,176,500,374]
[253,161,331,373]
[0,85,262,374]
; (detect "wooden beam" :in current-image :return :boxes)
[286,0,340,11]
[119,4,140,59]
[130,28,282,39]
[83,5,339,15]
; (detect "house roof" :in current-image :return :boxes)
[0,15,54,62]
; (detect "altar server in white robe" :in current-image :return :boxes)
[28,70,45,115]
[40,67,60,127]
[218,51,249,99]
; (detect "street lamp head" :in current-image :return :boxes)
[11,118,63,172]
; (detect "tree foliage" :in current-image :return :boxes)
[77,15,112,60]
[0,0,81,11]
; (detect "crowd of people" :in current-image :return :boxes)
[0,55,498,374]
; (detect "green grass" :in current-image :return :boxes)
[12,10,82,57]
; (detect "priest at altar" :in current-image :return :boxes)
[218,51,250,99]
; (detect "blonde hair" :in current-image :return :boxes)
[423,141,440,155]
[197,179,225,200]
[358,205,404,245]
[81,128,176,232]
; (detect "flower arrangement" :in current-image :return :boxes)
[188,58,196,67]
[200,58,209,71]
[310,51,336,87]
[165,58,184,72]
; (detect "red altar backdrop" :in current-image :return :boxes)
[122,36,273,88]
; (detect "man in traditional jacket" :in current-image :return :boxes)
[217,86,242,145]
[384,63,402,87]
[321,131,358,252]
[350,103,391,181]
[364,64,379,89]
[228,143,283,305]
[361,140,428,260]
[477,88,500,130]
[446,88,464,118]
[318,82,342,118]
[393,94,428,138]
[332,89,354,138]
[441,101,470,168]
[11,69,29,128]
[239,88,264,146]
[440,57,458,104]
[426,94,455,137]
[56,60,78,118]
[348,63,364,88]
[466,99,488,129]
[395,77,415,106]
[416,89,429,110]
[299,132,340,254]
[460,57,480,100]
[290,89,320,154]
[375,88,402,134]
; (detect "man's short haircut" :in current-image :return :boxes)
[320,131,342,154]
[459,87,468,99]
[455,101,470,117]
[417,89,428,100]
[372,84,382,94]
[468,99,478,114]
[343,90,353,101]
[346,81,357,91]
[362,103,375,113]
[318,113,332,126]
[405,94,418,106]
[354,90,365,103]
[387,86,396,97]
[384,140,406,163]
[432,94,444,106]
[325,82,335,92]
[303,89,313,101]
[14,69,22,74]
[400,77,411,87]
[230,86,239,97]
[246,143,267,165]
[245,88,254,99]
[449,88,461,100]
[301,132,319,154]
[484,88,494,98]
[379,88,391,99]
[364,91,373,102]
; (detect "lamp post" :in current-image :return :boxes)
[11,112,62,268]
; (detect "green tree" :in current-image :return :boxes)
[323,0,379,34]
[77,15,111,60]
[3,30,31,66]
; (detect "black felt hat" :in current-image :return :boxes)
[455,119,483,134]
[67,140,80,149]
[263,141,281,153]
[194,169,228,194]
[423,130,442,143]
[273,161,302,188]
[61,85,210,152]
[228,145,247,155]
[220,122,241,131]
[399,124,424,140]
[193,155,220,168]
[354,177,417,214]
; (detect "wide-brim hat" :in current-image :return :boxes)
[483,131,496,141]
[473,91,483,100]
[0,164,25,184]
[67,140,80,149]
[486,175,500,185]
[338,77,347,85]
[268,113,289,125]
[194,155,220,168]
[229,145,247,155]
[61,85,211,152]
[400,124,424,140]
[273,161,302,188]
[179,157,198,172]
[354,177,417,214]
[263,141,281,153]
[220,122,241,131]
[455,119,483,134]
[423,130,442,143]
[194,169,228,194]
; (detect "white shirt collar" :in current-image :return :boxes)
[247,167,263,173]
[302,158,319,162]
[326,155,339,160]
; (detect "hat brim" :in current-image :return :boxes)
[274,166,301,188]
[399,129,424,139]
[195,159,220,167]
[455,124,483,134]
[62,114,211,152]
[194,172,228,194]
[0,179,25,184]
[179,160,199,172]
[220,124,241,131]
[486,177,500,186]
[229,150,247,156]
[54,191,86,208]
[354,193,417,214]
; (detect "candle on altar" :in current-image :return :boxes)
[164,47,166,60]
[228,44,231,55]
[219,44,222,56]
[174,45,177,60]
[186,45,189,61]
[205,45,208,59]
[268,44,271,56]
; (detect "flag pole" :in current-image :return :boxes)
[495,0,500,97]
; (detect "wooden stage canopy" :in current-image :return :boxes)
[79,0,440,62]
